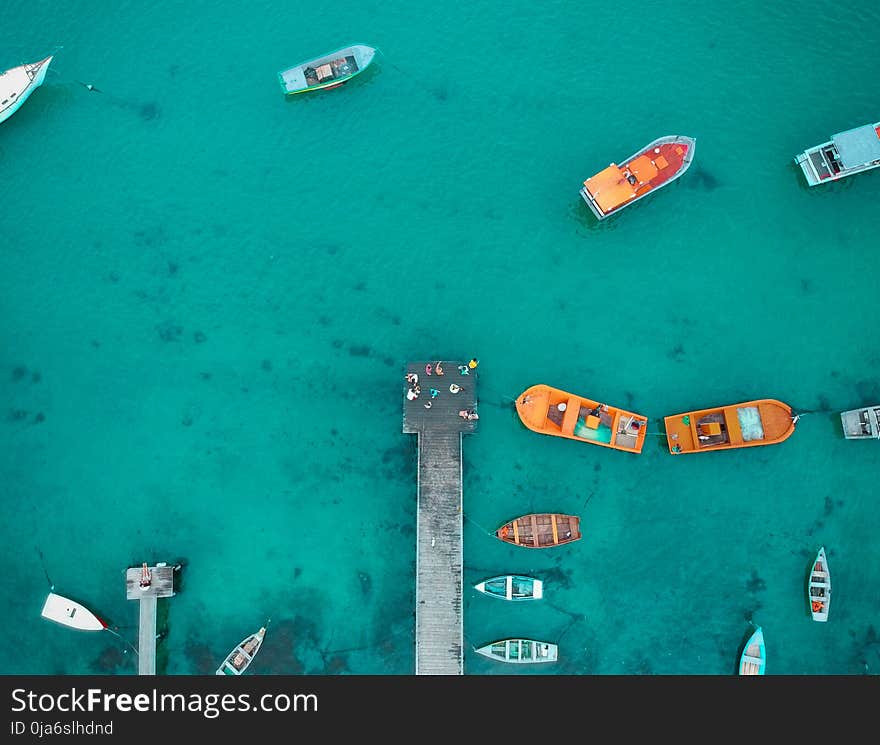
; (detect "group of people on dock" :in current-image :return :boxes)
[405,359,480,416]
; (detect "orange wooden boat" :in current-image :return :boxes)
[580,135,695,220]
[516,384,648,454]
[496,513,581,549]
[664,398,798,455]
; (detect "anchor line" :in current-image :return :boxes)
[462,513,495,537]
[105,626,139,656]
[36,546,54,590]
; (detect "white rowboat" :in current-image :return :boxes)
[40,592,107,631]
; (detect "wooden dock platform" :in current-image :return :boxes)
[403,360,478,675]
[126,563,175,676]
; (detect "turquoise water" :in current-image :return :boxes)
[2,0,879,676]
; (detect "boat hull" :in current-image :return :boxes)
[840,405,880,439]
[516,384,648,453]
[278,44,376,95]
[580,135,696,219]
[475,639,557,663]
[474,575,543,601]
[808,547,830,622]
[664,398,797,454]
[794,122,880,186]
[41,592,106,631]
[216,627,266,675]
[0,55,53,125]
[739,626,765,675]
[496,513,581,549]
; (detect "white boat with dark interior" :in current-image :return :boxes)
[474,638,558,664]
[794,121,880,186]
[277,44,376,96]
[840,404,880,440]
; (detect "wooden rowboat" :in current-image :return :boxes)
[277,44,376,96]
[808,547,831,622]
[516,384,648,454]
[738,625,765,675]
[215,626,266,675]
[664,398,798,454]
[475,638,558,664]
[474,575,543,601]
[496,513,580,549]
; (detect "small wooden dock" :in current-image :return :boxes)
[126,563,175,676]
[403,360,478,675]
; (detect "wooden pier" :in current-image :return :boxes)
[126,562,175,675]
[403,360,478,675]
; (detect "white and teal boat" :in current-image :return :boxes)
[738,625,766,675]
[794,121,880,186]
[0,55,53,125]
[277,44,376,96]
[475,638,558,664]
[474,574,543,601]
[215,626,266,675]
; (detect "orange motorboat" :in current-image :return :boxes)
[580,135,696,220]
[516,384,648,454]
[664,398,798,455]
[496,513,581,549]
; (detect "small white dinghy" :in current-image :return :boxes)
[474,574,543,601]
[41,592,107,631]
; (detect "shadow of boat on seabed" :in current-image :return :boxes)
[70,78,161,121]
[685,166,720,190]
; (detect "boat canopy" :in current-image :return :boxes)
[628,155,658,182]
[585,164,637,212]
[831,124,880,169]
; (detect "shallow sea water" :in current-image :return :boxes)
[1,0,879,675]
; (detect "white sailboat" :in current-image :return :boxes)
[41,592,107,631]
[0,55,53,125]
